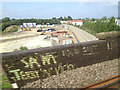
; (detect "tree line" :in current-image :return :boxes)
[1,16,119,33]
[82,17,120,33]
[1,16,73,31]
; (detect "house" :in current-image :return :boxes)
[69,20,83,26]
[23,23,36,28]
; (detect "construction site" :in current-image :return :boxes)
[0,23,79,53]
[1,0,120,88]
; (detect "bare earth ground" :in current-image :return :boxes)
[0,25,98,53]
[0,30,45,53]
[0,26,63,53]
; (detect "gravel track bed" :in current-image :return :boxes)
[21,59,119,88]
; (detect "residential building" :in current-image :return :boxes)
[23,23,36,28]
[69,20,83,26]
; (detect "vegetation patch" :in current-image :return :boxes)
[82,17,120,34]
[70,17,120,36]
[1,70,11,88]
[14,46,28,51]
[3,25,19,32]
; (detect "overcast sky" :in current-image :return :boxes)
[1,0,119,19]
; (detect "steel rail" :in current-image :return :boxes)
[81,74,120,89]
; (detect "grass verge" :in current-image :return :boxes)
[1,70,11,88]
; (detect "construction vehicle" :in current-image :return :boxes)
[18,25,31,31]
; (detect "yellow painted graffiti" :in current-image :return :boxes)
[107,42,113,50]
[67,64,74,71]
[8,52,75,82]
[21,56,41,69]
[21,58,29,68]
[55,63,74,75]
[40,67,53,77]
[41,53,57,65]
[62,49,80,57]
[8,63,74,82]
[10,77,17,82]
[34,70,40,78]
[29,57,41,68]
[54,66,60,75]
[9,70,40,82]
[9,69,21,81]
[74,49,80,55]
[20,71,28,80]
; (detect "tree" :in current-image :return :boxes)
[30,18,36,23]
[102,16,107,20]
[58,17,63,21]
[85,18,89,20]
[1,17,61,31]
[79,18,82,20]
[82,17,120,34]
[2,17,11,23]
[64,17,67,21]
[12,18,15,20]
[2,22,11,31]
[67,16,73,20]
[91,18,95,21]
[109,16,115,23]
[52,17,56,20]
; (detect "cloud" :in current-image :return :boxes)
[98,0,119,7]
[2,0,119,3]
[104,0,119,6]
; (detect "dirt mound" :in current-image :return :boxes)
[4,25,19,32]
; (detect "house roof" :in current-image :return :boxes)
[70,20,83,22]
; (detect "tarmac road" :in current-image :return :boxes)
[63,24,98,42]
